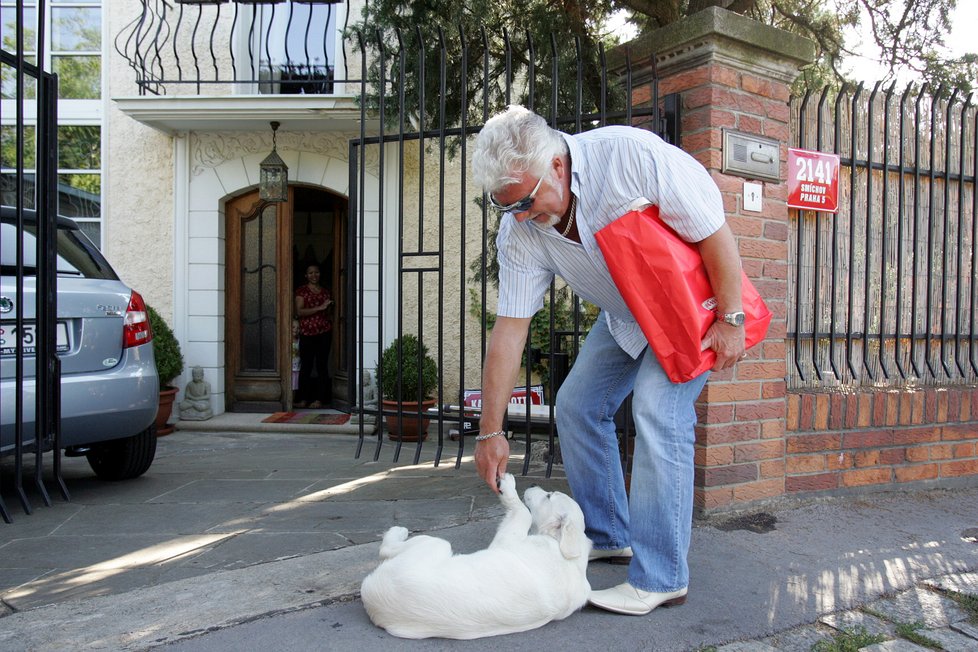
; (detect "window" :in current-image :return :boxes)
[0,1,37,99]
[252,1,341,95]
[51,1,100,99]
[0,1,103,246]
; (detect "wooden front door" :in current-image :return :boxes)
[225,190,294,411]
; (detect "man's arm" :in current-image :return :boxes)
[698,222,746,371]
[475,315,532,492]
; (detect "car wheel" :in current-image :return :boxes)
[85,424,158,481]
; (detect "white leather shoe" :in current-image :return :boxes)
[588,546,633,564]
[588,582,687,615]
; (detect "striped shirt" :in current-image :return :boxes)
[496,126,725,359]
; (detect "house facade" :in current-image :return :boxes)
[104,0,391,414]
[5,1,975,511]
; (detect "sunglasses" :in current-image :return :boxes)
[488,175,545,214]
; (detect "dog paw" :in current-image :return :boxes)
[383,526,410,543]
[497,473,517,497]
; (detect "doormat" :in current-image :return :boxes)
[262,412,351,425]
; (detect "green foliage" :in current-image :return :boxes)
[919,52,978,96]
[348,0,624,140]
[894,621,944,649]
[147,305,184,388]
[639,1,973,95]
[349,2,975,99]
[377,334,439,402]
[810,626,888,652]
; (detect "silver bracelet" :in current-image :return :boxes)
[475,430,507,442]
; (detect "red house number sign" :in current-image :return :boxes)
[787,148,840,213]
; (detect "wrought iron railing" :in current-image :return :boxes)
[115,0,350,95]
[789,84,977,389]
[345,25,678,472]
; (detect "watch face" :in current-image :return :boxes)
[724,312,746,326]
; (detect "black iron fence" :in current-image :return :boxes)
[789,84,977,390]
[0,1,65,522]
[345,25,677,472]
[115,0,350,95]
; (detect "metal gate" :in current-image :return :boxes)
[0,1,64,522]
[346,26,678,473]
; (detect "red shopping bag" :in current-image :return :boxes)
[595,205,772,383]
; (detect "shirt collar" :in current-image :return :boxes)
[561,132,582,198]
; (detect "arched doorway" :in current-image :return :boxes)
[225,185,348,412]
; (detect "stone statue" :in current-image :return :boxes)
[179,366,213,421]
[351,369,378,425]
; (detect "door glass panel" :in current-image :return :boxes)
[241,203,278,372]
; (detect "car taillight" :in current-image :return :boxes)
[123,291,153,349]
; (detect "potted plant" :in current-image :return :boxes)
[377,334,438,441]
[147,305,184,436]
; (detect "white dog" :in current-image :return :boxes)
[360,473,592,639]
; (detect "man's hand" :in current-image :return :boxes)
[475,436,510,493]
[701,320,746,371]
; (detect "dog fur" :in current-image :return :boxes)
[359,473,592,639]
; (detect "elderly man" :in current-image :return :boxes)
[470,105,747,615]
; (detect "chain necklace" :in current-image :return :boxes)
[560,194,577,237]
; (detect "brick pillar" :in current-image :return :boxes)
[619,8,814,513]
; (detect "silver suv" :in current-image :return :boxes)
[1,207,159,480]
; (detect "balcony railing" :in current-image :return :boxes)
[115,0,350,96]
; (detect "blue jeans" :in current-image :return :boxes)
[556,314,709,593]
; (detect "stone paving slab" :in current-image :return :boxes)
[950,620,978,639]
[716,641,779,651]
[0,542,378,651]
[862,586,970,628]
[924,571,978,595]
[759,624,837,652]
[819,610,896,637]
[861,640,929,652]
[919,625,978,652]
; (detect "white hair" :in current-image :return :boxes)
[471,105,568,196]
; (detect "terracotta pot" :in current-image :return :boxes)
[382,398,436,441]
[155,386,179,437]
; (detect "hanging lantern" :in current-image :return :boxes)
[259,121,288,202]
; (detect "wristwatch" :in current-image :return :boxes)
[716,311,746,327]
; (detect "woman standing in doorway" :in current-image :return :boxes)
[294,264,333,408]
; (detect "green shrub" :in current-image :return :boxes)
[377,334,438,402]
[147,305,184,387]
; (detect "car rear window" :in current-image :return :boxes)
[0,218,118,280]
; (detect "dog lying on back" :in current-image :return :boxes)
[360,473,592,639]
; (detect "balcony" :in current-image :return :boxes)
[115,0,352,97]
[114,1,365,133]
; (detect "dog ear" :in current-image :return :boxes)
[557,514,588,560]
